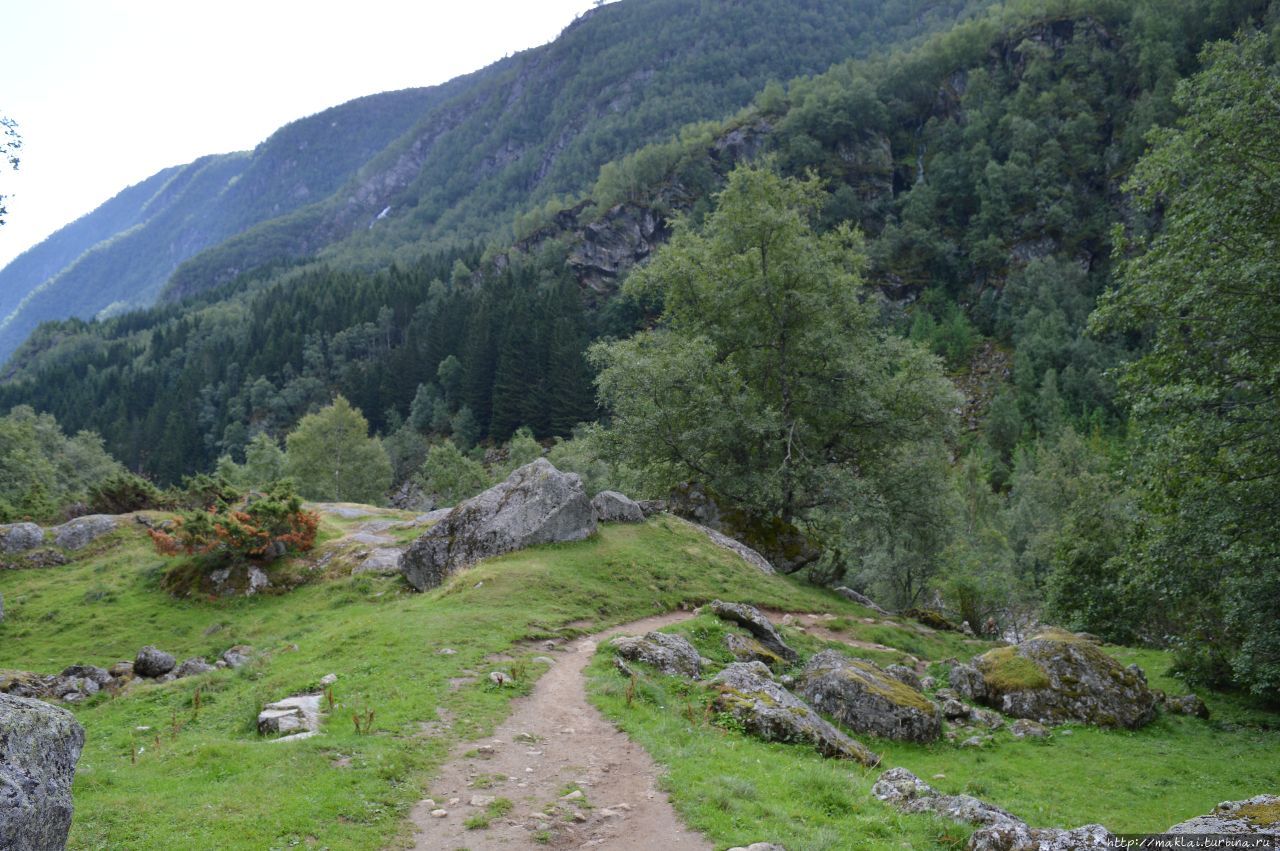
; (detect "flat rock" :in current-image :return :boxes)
[710,661,879,766]
[798,650,941,743]
[0,523,43,554]
[258,694,323,736]
[965,629,1157,728]
[611,632,703,678]
[50,515,117,550]
[591,490,645,523]
[400,459,596,591]
[0,693,85,851]
[709,600,796,661]
[354,548,403,575]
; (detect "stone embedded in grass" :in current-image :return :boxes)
[0,693,85,851]
[1161,692,1210,719]
[134,645,176,678]
[872,767,1117,849]
[611,631,704,678]
[219,645,254,669]
[590,490,645,523]
[400,459,597,592]
[1010,719,1048,739]
[709,601,797,662]
[258,694,323,736]
[50,514,117,551]
[1169,794,1280,834]
[884,664,922,690]
[0,522,43,554]
[966,630,1158,729]
[173,657,214,678]
[796,650,942,743]
[710,661,879,766]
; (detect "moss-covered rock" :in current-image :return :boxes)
[968,631,1157,728]
[709,600,797,661]
[611,631,704,678]
[724,632,784,669]
[797,650,941,743]
[1168,794,1280,835]
[0,693,85,850]
[710,661,879,765]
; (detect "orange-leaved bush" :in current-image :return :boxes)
[149,481,318,564]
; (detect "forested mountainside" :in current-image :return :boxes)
[0,0,994,363]
[4,0,1266,482]
[0,88,443,360]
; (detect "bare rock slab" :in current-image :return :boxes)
[0,693,85,851]
[1168,794,1280,836]
[797,650,942,743]
[710,661,879,766]
[401,459,596,591]
[50,515,117,550]
[0,523,43,554]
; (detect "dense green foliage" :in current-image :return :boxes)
[592,165,956,584]
[282,396,392,504]
[1094,35,1280,699]
[0,405,122,521]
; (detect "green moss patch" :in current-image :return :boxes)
[977,646,1050,694]
[1237,800,1280,826]
[840,660,935,714]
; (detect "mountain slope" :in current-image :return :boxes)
[0,0,996,362]
[0,87,444,360]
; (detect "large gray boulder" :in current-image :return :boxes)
[0,693,85,850]
[964,629,1157,728]
[591,490,645,523]
[50,515,117,551]
[134,645,177,678]
[258,694,323,738]
[400,459,596,591]
[709,600,797,662]
[1168,794,1280,836]
[798,650,942,743]
[710,661,879,766]
[611,632,703,678]
[0,523,43,554]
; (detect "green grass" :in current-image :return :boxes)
[0,515,852,850]
[585,618,1280,848]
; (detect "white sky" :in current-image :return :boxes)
[0,0,602,270]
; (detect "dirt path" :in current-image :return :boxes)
[409,612,712,850]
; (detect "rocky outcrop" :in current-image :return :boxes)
[709,601,796,661]
[1168,794,1280,836]
[591,490,645,523]
[567,203,671,298]
[400,459,596,591]
[611,631,703,678]
[962,630,1157,728]
[711,662,879,766]
[1161,692,1210,719]
[50,515,117,550]
[0,523,43,554]
[0,693,85,850]
[797,650,941,743]
[873,768,1116,851]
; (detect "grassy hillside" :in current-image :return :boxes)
[2,512,1276,849]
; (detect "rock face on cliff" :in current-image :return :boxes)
[797,650,942,743]
[953,629,1157,728]
[711,662,879,766]
[400,459,596,591]
[0,693,85,851]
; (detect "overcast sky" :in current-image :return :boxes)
[0,0,602,270]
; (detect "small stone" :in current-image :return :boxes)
[470,795,495,807]
[960,736,984,748]
[436,648,457,656]
[532,656,555,665]
[319,673,338,686]
[476,745,496,756]
[561,790,584,801]
[448,797,460,806]
[572,811,588,822]
[489,671,511,686]
[933,774,946,780]
[430,809,448,818]
[559,727,575,735]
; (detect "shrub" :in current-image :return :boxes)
[148,482,318,566]
[88,472,168,514]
